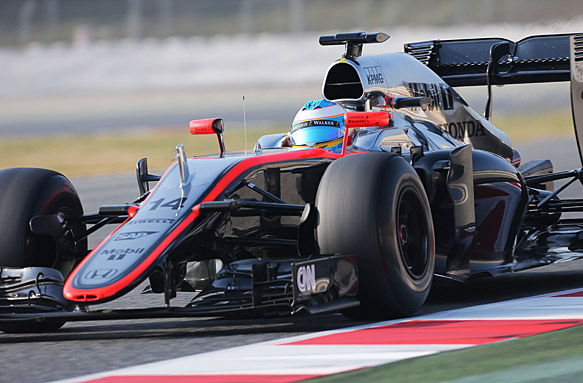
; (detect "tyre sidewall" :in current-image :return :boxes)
[375,159,435,313]
[315,153,435,318]
[0,168,86,272]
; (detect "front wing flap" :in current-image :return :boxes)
[0,255,359,324]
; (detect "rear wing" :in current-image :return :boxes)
[404,34,573,87]
[406,33,583,166]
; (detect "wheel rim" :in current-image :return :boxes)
[396,186,430,280]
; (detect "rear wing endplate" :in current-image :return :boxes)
[570,35,583,165]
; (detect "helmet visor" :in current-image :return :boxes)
[289,126,344,146]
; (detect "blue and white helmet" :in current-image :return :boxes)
[289,100,345,152]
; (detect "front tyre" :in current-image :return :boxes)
[315,153,435,319]
[0,168,87,332]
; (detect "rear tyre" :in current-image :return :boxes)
[315,153,435,319]
[0,168,87,332]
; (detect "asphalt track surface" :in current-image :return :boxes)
[1,138,582,383]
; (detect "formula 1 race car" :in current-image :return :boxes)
[1,32,582,332]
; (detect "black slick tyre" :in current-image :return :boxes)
[315,152,435,319]
[0,168,87,332]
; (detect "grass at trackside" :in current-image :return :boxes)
[492,107,574,145]
[0,127,275,178]
[309,325,583,383]
[0,108,573,177]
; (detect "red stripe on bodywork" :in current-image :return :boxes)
[553,291,583,297]
[65,149,340,302]
[508,181,522,190]
[80,375,321,383]
[283,319,583,346]
[64,206,201,301]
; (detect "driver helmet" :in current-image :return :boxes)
[289,100,345,153]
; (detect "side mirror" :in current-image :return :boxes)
[344,111,391,128]
[189,118,224,135]
[341,112,392,156]
[189,118,226,157]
